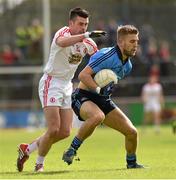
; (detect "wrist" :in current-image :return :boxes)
[84,32,90,38]
[95,86,101,94]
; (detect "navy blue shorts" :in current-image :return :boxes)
[71,88,117,121]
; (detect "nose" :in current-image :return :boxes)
[134,43,138,48]
[82,26,87,33]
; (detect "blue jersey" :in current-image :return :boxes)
[88,45,132,79]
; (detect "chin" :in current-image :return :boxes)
[131,51,136,57]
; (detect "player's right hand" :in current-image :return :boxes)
[100,81,114,96]
[84,31,107,38]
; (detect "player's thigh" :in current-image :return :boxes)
[153,105,161,119]
[103,107,135,135]
[43,106,61,130]
[153,110,161,120]
[59,108,73,132]
[80,101,105,121]
[144,111,152,123]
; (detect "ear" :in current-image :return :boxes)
[118,38,124,47]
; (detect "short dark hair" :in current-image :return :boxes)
[69,7,89,20]
[117,25,139,40]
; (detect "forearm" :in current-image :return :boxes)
[56,30,106,47]
[78,72,98,91]
[79,69,114,96]
[56,34,85,47]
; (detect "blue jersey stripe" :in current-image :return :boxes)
[89,48,116,68]
[89,48,116,69]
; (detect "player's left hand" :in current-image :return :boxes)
[84,31,107,38]
[100,81,114,96]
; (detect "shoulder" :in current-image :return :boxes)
[89,47,115,65]
[156,83,163,89]
[53,26,70,46]
[142,83,150,90]
[90,47,112,59]
[98,47,116,56]
[55,26,70,38]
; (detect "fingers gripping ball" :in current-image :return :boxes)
[94,69,118,88]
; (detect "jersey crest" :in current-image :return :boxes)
[68,53,83,64]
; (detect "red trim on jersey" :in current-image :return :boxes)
[83,39,98,55]
[55,27,70,44]
[59,27,70,37]
[43,75,52,107]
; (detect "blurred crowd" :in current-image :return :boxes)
[0,18,172,77]
[0,18,43,66]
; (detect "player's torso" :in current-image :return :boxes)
[144,83,161,103]
[89,46,132,79]
[111,57,132,79]
[44,26,97,80]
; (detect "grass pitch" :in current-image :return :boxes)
[0,126,176,179]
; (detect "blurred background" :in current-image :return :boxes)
[0,0,175,128]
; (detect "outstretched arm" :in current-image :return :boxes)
[56,34,85,47]
[56,31,106,47]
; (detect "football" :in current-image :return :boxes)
[94,69,118,88]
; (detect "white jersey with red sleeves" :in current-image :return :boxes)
[142,82,163,112]
[44,26,98,80]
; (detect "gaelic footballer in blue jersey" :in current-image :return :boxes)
[63,25,144,169]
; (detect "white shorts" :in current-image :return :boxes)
[38,74,73,109]
[144,103,161,113]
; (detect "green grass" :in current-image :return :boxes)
[0,126,176,179]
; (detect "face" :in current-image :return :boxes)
[69,16,89,35]
[120,34,139,57]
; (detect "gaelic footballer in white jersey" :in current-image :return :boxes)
[142,82,163,112]
[39,26,98,108]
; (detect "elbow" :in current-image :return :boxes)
[78,71,89,83]
[78,71,84,82]
[79,66,93,83]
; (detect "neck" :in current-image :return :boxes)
[122,55,128,61]
[118,45,127,61]
[115,44,129,63]
[117,44,127,61]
